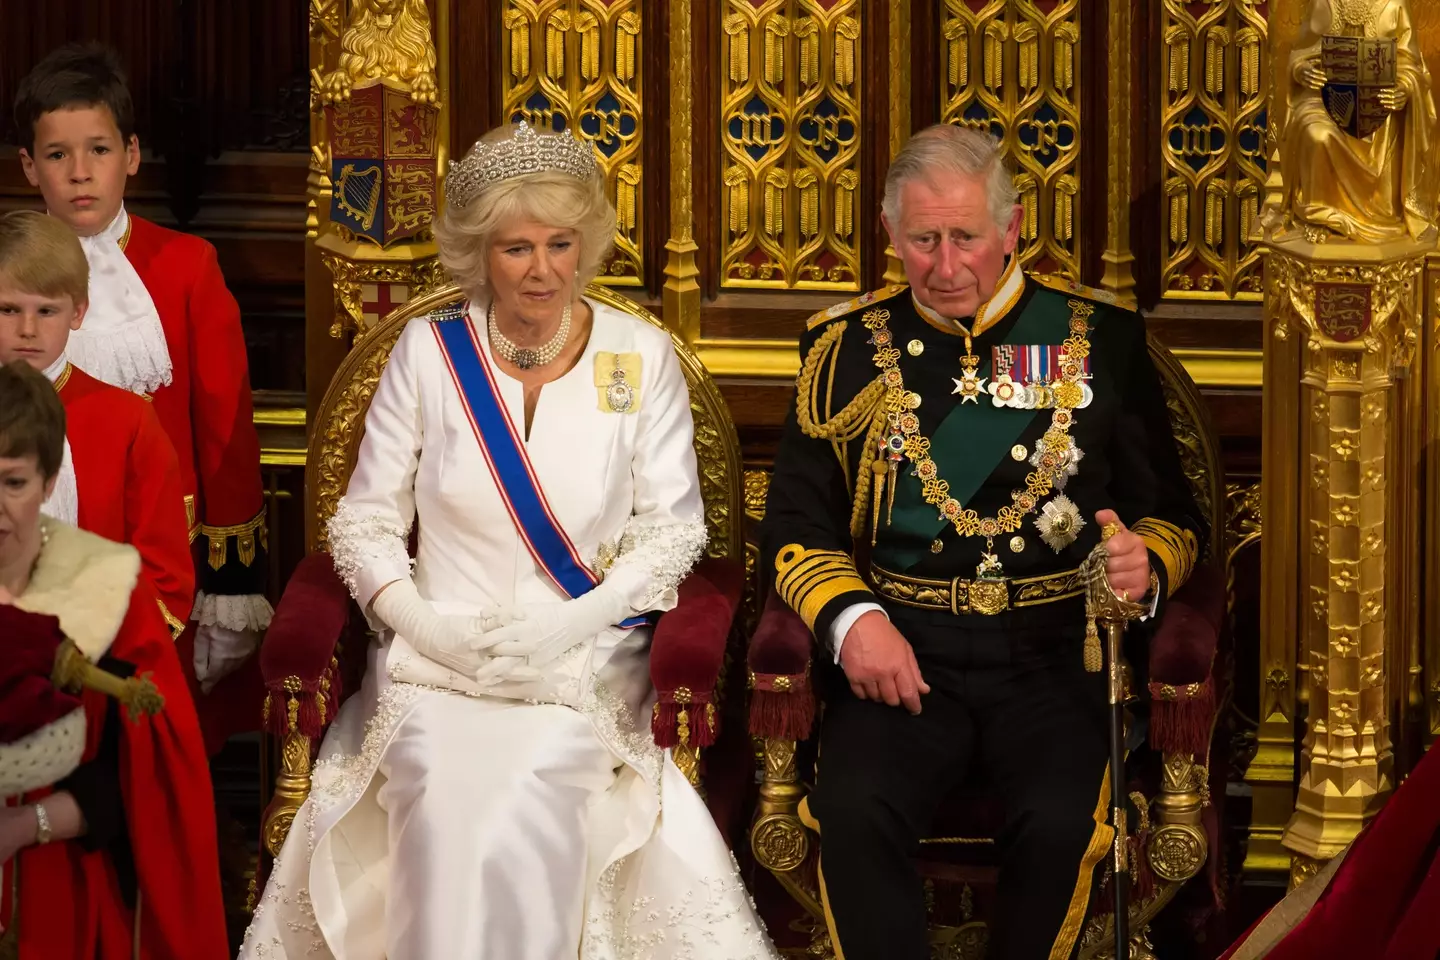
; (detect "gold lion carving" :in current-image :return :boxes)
[319,0,438,105]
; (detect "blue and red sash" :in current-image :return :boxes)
[431,307,647,628]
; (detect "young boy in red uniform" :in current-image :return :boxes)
[0,210,194,636]
[15,44,271,744]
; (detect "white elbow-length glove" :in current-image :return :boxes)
[473,581,633,686]
[371,579,516,677]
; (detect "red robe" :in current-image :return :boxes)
[1220,746,1440,960]
[58,364,195,635]
[1,525,227,960]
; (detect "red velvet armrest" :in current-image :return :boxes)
[1146,561,1226,759]
[259,552,352,740]
[649,556,744,749]
[747,591,817,741]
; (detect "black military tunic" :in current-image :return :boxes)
[761,260,1207,960]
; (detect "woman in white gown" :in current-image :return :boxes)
[241,122,776,960]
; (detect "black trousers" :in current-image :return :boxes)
[804,603,1113,960]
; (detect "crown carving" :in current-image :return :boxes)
[445,121,598,210]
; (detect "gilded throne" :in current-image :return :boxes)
[746,334,1229,958]
[252,283,750,865]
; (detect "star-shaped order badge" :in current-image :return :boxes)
[951,350,986,404]
[1030,437,1085,490]
[1034,494,1085,552]
[952,367,987,403]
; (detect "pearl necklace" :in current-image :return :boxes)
[488,301,572,370]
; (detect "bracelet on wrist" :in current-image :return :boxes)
[33,802,52,845]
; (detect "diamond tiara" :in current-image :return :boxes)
[445,120,599,210]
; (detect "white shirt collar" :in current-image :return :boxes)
[39,356,78,526]
[64,206,173,395]
[40,354,69,383]
[911,257,1025,338]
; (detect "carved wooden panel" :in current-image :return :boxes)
[500,0,647,285]
[718,0,863,291]
[1159,0,1268,300]
[939,0,1082,282]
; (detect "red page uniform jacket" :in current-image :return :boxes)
[67,207,271,742]
[51,362,195,637]
[122,214,268,614]
[0,524,227,960]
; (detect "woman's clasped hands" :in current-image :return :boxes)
[471,583,632,685]
[373,578,632,686]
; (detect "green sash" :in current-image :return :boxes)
[875,297,1076,572]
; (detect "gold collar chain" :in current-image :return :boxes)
[861,300,1095,574]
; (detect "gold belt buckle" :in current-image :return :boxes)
[967,578,1010,616]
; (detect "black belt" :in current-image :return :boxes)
[870,563,1086,616]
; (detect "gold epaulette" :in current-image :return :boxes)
[1033,274,1122,307]
[805,283,909,331]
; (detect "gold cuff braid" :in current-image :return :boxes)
[775,543,872,632]
[202,510,269,571]
[1132,517,1198,597]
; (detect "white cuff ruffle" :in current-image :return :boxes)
[191,590,274,632]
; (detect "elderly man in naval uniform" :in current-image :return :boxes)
[762,123,1206,960]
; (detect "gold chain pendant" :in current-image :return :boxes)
[860,302,1095,578]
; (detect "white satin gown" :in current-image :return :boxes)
[240,300,776,960]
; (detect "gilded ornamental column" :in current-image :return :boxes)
[1097,0,1135,308]
[882,0,910,286]
[663,0,702,341]
[1258,0,1436,886]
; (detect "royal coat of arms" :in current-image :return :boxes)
[327,85,440,246]
[1320,35,1398,139]
[1314,281,1372,343]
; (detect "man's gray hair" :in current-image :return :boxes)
[881,124,1019,233]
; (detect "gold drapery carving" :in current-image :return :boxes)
[720,0,862,290]
[501,0,646,285]
[1160,0,1268,300]
[1262,0,1438,245]
[940,0,1082,283]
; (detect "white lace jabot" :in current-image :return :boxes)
[66,207,172,395]
[40,355,79,526]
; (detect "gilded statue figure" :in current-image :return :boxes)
[318,0,439,105]
[1266,0,1438,243]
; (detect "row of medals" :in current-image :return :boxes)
[887,334,1088,575]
